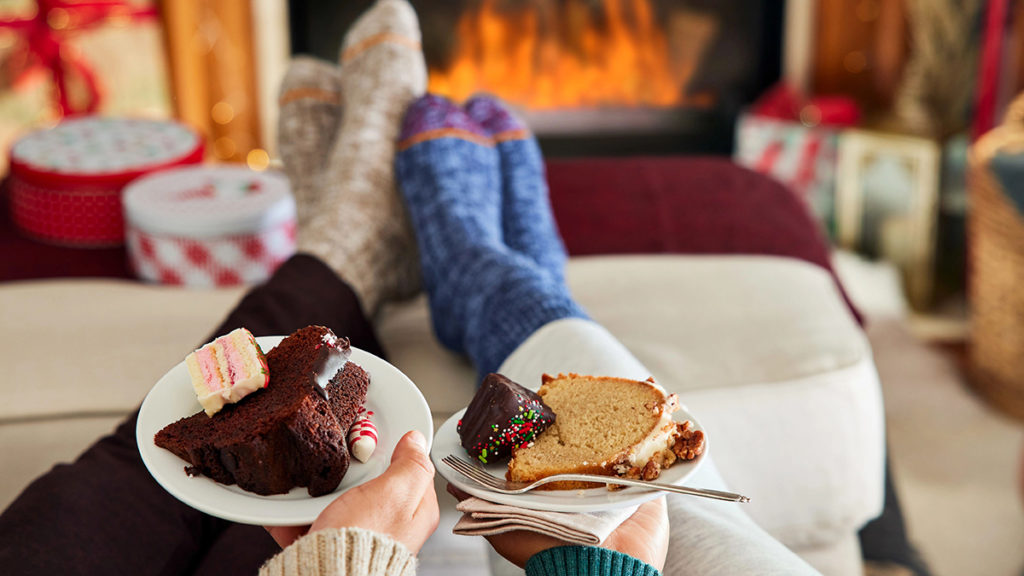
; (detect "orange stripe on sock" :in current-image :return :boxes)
[342,33,421,63]
[397,128,495,151]
[278,87,341,107]
[492,129,531,143]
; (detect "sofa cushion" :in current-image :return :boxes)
[0,279,245,509]
[0,280,245,419]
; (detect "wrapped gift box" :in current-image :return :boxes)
[0,0,172,174]
[735,115,842,236]
[123,165,296,287]
[733,84,860,239]
[9,117,203,246]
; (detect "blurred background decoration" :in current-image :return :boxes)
[2,0,1024,321]
[0,0,288,175]
[887,0,984,138]
[160,0,288,168]
[0,0,172,171]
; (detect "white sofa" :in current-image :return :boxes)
[0,254,884,575]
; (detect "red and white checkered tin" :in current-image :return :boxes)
[123,165,297,287]
[8,117,204,247]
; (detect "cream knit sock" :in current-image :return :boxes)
[297,0,427,315]
[277,56,343,228]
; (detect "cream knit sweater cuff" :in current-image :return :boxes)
[260,527,417,576]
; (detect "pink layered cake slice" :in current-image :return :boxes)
[186,327,270,416]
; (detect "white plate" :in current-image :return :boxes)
[137,336,432,526]
[431,405,707,513]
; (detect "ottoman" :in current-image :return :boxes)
[376,254,884,576]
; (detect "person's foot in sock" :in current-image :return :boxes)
[297,0,427,316]
[396,94,587,379]
[465,95,568,281]
[395,94,502,351]
[277,56,342,228]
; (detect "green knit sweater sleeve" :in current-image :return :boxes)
[525,546,661,576]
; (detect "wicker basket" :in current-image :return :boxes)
[968,96,1024,420]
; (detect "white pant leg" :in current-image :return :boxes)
[498,318,820,576]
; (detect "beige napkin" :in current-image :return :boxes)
[453,497,638,545]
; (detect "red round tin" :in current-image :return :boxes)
[8,117,204,247]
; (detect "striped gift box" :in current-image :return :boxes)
[123,166,296,287]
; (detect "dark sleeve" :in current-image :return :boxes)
[0,254,384,576]
[525,546,661,576]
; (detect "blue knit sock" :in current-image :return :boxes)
[465,95,568,281]
[396,95,587,378]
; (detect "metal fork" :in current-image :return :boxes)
[442,455,750,503]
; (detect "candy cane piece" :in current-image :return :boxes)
[348,411,377,463]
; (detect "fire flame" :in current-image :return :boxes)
[429,0,697,109]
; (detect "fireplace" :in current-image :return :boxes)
[289,0,782,156]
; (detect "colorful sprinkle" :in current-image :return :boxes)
[467,397,555,463]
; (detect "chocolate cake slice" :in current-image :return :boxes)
[155,326,370,496]
[457,373,555,464]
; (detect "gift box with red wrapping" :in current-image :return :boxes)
[123,165,297,287]
[0,0,172,174]
[733,84,860,239]
[8,117,203,247]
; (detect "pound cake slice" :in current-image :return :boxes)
[155,326,369,497]
[507,373,705,490]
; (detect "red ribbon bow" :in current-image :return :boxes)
[752,82,861,128]
[0,0,157,117]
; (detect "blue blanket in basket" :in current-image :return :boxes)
[991,152,1024,217]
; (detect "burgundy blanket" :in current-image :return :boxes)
[0,156,856,320]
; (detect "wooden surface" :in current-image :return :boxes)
[812,0,907,111]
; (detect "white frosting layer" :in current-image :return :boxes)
[314,353,348,391]
[610,389,683,475]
